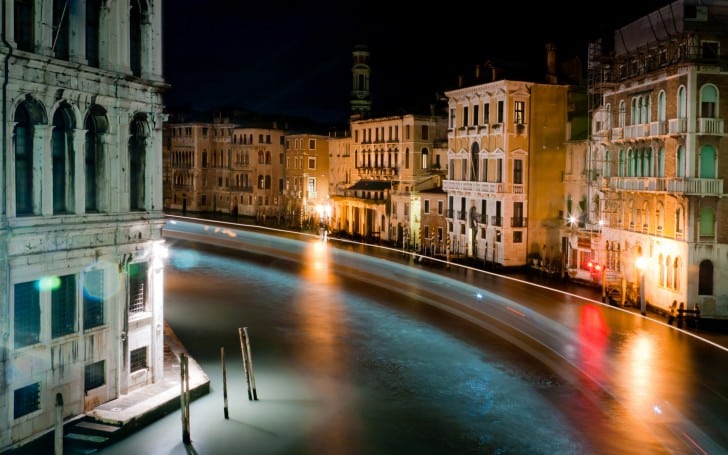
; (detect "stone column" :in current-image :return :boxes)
[72,128,87,214]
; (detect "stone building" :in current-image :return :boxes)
[591,0,728,317]
[0,1,167,450]
[444,78,571,268]
[284,133,330,227]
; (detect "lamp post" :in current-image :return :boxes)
[635,256,648,316]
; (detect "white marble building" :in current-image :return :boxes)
[0,0,167,450]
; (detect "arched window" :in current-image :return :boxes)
[14,101,40,216]
[699,144,716,178]
[677,86,687,119]
[658,91,666,122]
[422,147,429,170]
[665,255,673,289]
[627,149,634,176]
[630,98,638,125]
[656,201,664,230]
[619,149,626,177]
[257,175,264,189]
[129,115,148,211]
[657,147,665,177]
[85,105,108,212]
[700,84,718,118]
[605,103,612,130]
[129,0,147,76]
[604,150,611,177]
[675,206,684,236]
[265,151,271,164]
[698,259,714,295]
[52,103,75,214]
[673,257,681,291]
[258,151,264,164]
[405,148,410,169]
[677,145,685,177]
[619,100,626,128]
[641,201,649,231]
[658,253,665,286]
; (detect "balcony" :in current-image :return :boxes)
[491,216,503,227]
[607,176,723,196]
[442,180,519,194]
[511,217,527,228]
[668,118,687,134]
[698,118,724,135]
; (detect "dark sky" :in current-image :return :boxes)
[161,1,671,125]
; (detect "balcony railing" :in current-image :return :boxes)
[442,180,519,194]
[668,118,687,134]
[607,176,723,196]
[491,216,503,227]
[511,217,527,227]
[698,118,724,135]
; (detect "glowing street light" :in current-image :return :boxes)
[635,256,648,316]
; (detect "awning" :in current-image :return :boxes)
[348,180,391,191]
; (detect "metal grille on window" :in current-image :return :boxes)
[130,347,148,373]
[128,262,148,313]
[85,360,105,391]
[14,382,40,419]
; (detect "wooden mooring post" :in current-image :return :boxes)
[180,353,191,444]
[221,346,229,419]
[238,327,259,401]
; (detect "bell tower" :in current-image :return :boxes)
[350,44,372,119]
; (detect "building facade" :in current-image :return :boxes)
[592,0,728,318]
[1,0,167,450]
[284,133,330,228]
[444,79,570,268]
[330,114,448,245]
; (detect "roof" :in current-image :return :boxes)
[348,180,392,191]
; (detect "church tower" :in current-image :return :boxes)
[350,44,372,119]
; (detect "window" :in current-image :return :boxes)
[462,106,468,127]
[497,100,504,123]
[14,281,40,348]
[130,347,148,372]
[14,102,35,216]
[52,105,73,214]
[308,157,316,170]
[52,0,70,59]
[52,274,76,338]
[449,108,455,129]
[421,125,429,140]
[437,200,443,215]
[15,0,34,51]
[128,262,149,313]
[473,105,479,125]
[513,159,523,184]
[129,116,147,211]
[424,199,430,214]
[129,0,145,76]
[83,269,104,329]
[14,382,40,419]
[700,85,718,118]
[483,102,490,124]
[699,260,714,295]
[86,0,101,66]
[85,360,105,391]
[514,101,525,124]
[421,148,429,170]
[513,231,522,243]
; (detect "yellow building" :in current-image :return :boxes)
[444,78,570,268]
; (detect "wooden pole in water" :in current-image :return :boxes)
[243,327,258,400]
[238,327,253,400]
[180,353,191,444]
[54,393,63,455]
[221,346,229,419]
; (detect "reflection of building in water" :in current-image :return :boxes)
[1,2,167,450]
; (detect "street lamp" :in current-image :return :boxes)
[635,256,648,316]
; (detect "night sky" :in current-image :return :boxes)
[161,1,671,125]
